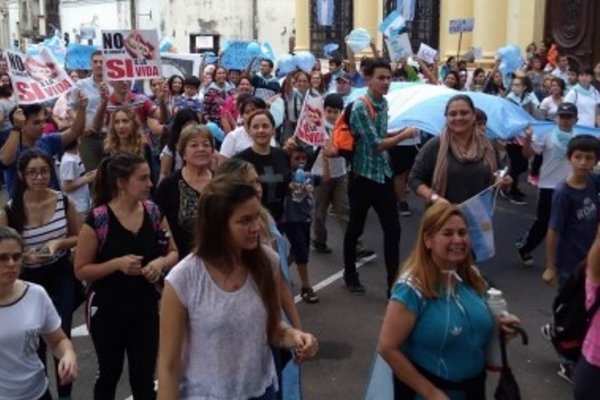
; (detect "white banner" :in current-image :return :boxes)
[417,43,438,64]
[6,48,75,104]
[101,30,162,81]
[294,95,327,147]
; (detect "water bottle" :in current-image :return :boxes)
[292,164,306,202]
[485,288,508,371]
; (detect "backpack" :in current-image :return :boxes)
[332,96,376,162]
[92,200,162,252]
[550,266,600,362]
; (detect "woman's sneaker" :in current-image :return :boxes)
[301,287,319,303]
[311,240,332,254]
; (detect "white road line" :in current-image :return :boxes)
[74,255,378,339]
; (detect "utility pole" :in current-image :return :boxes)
[130,0,137,29]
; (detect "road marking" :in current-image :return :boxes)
[73,255,378,339]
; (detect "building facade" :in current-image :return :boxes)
[294,0,548,64]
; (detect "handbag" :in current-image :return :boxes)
[494,325,528,400]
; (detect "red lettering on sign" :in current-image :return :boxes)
[105,59,159,79]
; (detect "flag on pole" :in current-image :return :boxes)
[459,186,496,262]
[378,10,407,37]
[397,0,417,21]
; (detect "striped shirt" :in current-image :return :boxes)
[21,191,68,268]
[349,93,392,183]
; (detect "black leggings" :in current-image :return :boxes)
[516,188,554,253]
[88,292,159,400]
[574,358,600,400]
[506,143,528,192]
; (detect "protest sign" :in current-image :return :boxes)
[416,43,438,64]
[221,40,258,71]
[66,44,98,70]
[6,48,75,104]
[160,53,202,78]
[386,33,412,62]
[101,30,162,81]
[295,95,327,147]
[449,18,475,34]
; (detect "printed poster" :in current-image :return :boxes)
[5,48,75,104]
[386,33,412,62]
[101,30,162,81]
[294,95,327,146]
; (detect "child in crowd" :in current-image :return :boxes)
[284,145,328,303]
[542,134,600,383]
[173,76,203,116]
[311,93,374,259]
[59,139,95,221]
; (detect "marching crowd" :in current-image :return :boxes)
[0,34,600,400]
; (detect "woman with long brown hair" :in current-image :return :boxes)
[158,177,317,400]
[409,95,507,205]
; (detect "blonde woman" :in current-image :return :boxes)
[104,108,155,180]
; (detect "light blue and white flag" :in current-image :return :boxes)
[316,0,335,27]
[397,0,417,21]
[459,186,496,262]
[379,10,407,37]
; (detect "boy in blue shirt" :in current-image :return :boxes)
[543,134,600,287]
[542,134,600,383]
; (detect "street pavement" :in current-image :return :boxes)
[44,182,573,399]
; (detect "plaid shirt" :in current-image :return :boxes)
[349,93,391,183]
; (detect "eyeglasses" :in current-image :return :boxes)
[0,252,22,262]
[24,168,51,178]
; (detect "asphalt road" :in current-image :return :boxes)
[40,182,573,400]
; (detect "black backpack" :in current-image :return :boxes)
[550,266,600,362]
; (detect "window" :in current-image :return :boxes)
[309,0,353,57]
[383,0,440,51]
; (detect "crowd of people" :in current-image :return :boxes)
[0,34,599,400]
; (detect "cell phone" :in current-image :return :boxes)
[34,247,54,261]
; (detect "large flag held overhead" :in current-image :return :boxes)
[459,186,496,263]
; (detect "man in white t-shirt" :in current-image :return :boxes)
[516,102,578,266]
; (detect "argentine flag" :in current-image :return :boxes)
[379,10,407,37]
[397,0,417,21]
[459,186,496,262]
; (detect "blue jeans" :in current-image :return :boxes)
[574,357,600,400]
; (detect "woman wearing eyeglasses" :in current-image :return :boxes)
[0,148,81,399]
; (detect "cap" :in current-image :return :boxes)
[557,102,578,117]
[335,72,353,83]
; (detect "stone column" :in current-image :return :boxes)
[353,0,380,56]
[439,0,474,59]
[472,0,508,59]
[294,0,310,52]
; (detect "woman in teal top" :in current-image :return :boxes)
[378,203,520,400]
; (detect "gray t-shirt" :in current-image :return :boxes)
[165,248,278,399]
[0,98,15,132]
[409,137,501,204]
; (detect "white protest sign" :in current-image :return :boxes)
[449,18,475,34]
[416,43,438,64]
[5,48,75,104]
[385,33,412,62]
[294,95,327,146]
[101,30,162,81]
